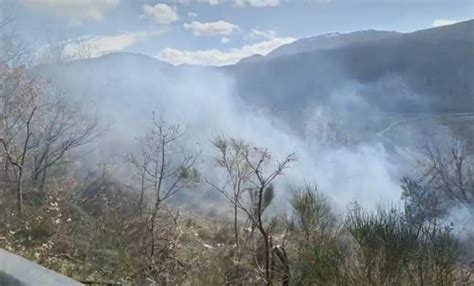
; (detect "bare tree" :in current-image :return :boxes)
[417,136,474,214]
[129,114,200,273]
[208,136,253,252]
[0,17,28,67]
[0,66,42,213]
[128,148,151,217]
[36,34,74,65]
[37,34,97,65]
[209,137,295,284]
[29,93,102,191]
[242,148,295,285]
[0,17,38,212]
[70,39,97,60]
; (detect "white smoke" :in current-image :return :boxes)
[39,55,405,211]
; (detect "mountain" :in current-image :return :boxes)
[267,30,400,58]
[35,20,474,135]
[236,54,265,64]
[223,20,474,129]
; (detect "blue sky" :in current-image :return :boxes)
[1,0,473,65]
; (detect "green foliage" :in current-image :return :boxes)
[175,165,201,182]
[263,184,275,210]
[289,184,334,236]
[288,184,349,285]
[248,184,275,219]
[346,204,460,285]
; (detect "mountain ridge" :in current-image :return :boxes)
[35,20,474,134]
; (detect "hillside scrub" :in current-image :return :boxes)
[0,167,472,285]
[1,17,473,286]
[0,69,473,285]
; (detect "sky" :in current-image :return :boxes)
[1,0,473,66]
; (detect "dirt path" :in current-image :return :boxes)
[376,112,474,159]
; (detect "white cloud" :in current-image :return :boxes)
[432,18,461,27]
[157,35,295,66]
[142,3,178,25]
[221,37,230,44]
[200,0,330,7]
[199,0,280,7]
[187,12,198,17]
[184,20,240,36]
[20,0,119,22]
[64,34,137,58]
[60,31,163,59]
[234,0,280,7]
[250,29,277,40]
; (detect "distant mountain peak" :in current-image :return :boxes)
[267,29,400,59]
[320,32,341,38]
[236,54,265,65]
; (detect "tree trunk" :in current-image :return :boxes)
[39,168,47,193]
[16,167,23,214]
[256,187,271,285]
[234,202,239,249]
[263,232,271,285]
[138,169,146,217]
[273,246,290,286]
[2,159,9,193]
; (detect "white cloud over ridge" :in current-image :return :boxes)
[20,0,119,22]
[157,34,295,66]
[142,3,178,25]
[67,34,137,56]
[432,18,461,27]
[60,31,163,59]
[184,20,240,36]
[250,29,277,39]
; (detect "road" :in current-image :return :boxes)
[376,112,474,160]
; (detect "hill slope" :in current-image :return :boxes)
[225,20,474,127]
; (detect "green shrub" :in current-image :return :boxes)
[288,184,349,285]
[347,204,459,285]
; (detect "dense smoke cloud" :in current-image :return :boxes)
[39,56,404,211]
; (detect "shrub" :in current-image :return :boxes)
[347,204,459,285]
[288,184,349,285]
